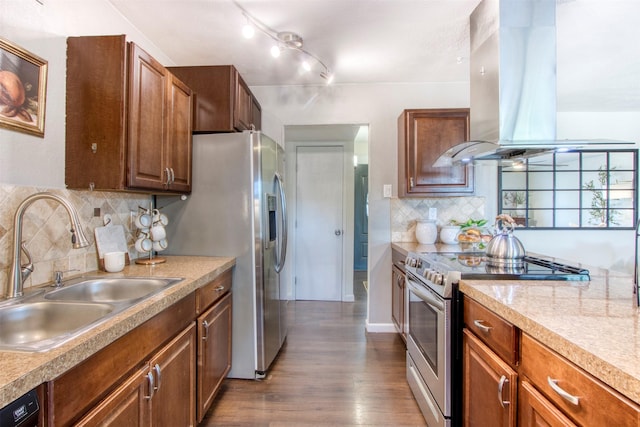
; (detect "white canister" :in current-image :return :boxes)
[439,225,460,244]
[415,220,437,244]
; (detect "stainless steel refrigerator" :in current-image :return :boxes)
[158,130,288,379]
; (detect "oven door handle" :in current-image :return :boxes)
[407,278,444,311]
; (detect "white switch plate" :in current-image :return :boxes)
[383,184,392,198]
[428,207,437,220]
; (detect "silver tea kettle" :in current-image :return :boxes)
[486,214,526,266]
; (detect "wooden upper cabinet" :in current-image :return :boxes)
[167,65,262,133]
[127,43,167,191]
[65,35,193,194]
[398,108,473,196]
[235,74,253,131]
[165,75,193,193]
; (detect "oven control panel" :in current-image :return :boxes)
[405,252,461,298]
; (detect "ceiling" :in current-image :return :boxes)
[107,0,640,112]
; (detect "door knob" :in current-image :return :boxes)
[335,229,342,236]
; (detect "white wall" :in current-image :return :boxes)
[251,82,473,326]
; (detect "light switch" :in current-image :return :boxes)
[383,184,392,198]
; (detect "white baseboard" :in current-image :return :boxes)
[342,294,355,302]
[365,321,397,333]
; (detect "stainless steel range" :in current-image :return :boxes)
[404,251,590,427]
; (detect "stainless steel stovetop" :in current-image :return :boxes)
[405,251,590,298]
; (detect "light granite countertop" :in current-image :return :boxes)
[392,241,640,405]
[0,255,235,408]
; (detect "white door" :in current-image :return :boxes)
[295,145,344,301]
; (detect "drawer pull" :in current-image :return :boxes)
[214,285,225,292]
[498,375,510,408]
[145,371,155,400]
[547,377,580,406]
[153,363,162,392]
[202,320,210,341]
[473,319,492,333]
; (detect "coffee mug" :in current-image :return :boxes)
[153,238,168,252]
[135,236,153,253]
[135,213,152,229]
[104,251,125,272]
[152,209,169,226]
[150,224,166,241]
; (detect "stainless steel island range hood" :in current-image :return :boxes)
[434,0,633,167]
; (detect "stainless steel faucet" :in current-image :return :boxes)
[7,192,91,299]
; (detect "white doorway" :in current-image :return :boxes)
[294,145,344,300]
[283,124,369,303]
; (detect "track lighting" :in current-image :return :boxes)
[233,1,334,84]
[242,21,255,39]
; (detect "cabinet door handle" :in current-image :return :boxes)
[409,177,414,188]
[145,371,155,400]
[498,375,510,408]
[202,320,210,341]
[153,363,162,392]
[164,168,171,187]
[547,377,580,406]
[473,319,492,333]
[169,167,175,184]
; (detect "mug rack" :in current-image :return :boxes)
[134,203,168,265]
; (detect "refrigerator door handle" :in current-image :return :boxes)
[274,172,288,273]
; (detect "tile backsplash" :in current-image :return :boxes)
[391,196,486,242]
[0,184,151,295]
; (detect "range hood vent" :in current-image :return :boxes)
[434,0,633,167]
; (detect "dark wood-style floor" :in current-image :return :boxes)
[199,273,427,426]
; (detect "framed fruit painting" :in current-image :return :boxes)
[0,37,47,137]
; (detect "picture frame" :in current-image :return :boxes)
[0,37,48,137]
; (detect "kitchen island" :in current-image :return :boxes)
[0,256,235,409]
[393,241,640,406]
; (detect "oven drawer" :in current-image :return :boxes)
[520,334,640,427]
[406,353,450,427]
[464,296,518,366]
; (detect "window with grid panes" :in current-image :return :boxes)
[498,150,638,229]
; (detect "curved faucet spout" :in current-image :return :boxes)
[7,192,91,299]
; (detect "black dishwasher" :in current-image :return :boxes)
[0,389,39,427]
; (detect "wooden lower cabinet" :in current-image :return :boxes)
[41,269,234,426]
[463,329,517,427]
[150,324,196,426]
[391,264,405,339]
[75,324,196,427]
[520,333,640,427]
[463,297,640,427]
[519,380,577,427]
[74,366,150,427]
[197,291,232,421]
